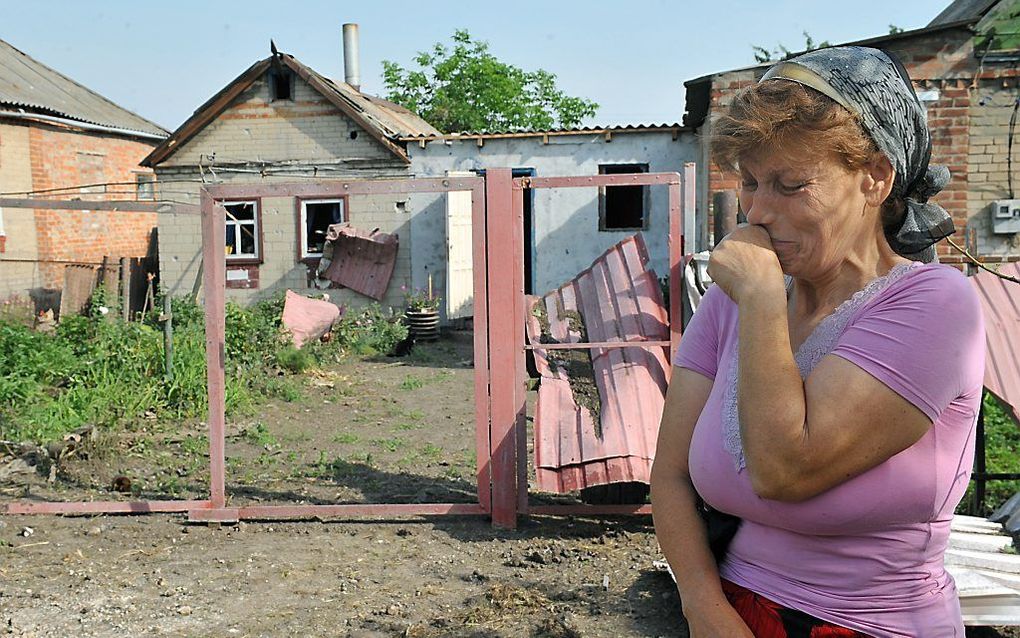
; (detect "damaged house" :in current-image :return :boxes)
[144,27,439,309]
[0,38,167,304]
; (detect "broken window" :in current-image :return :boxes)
[598,163,649,231]
[224,201,259,261]
[300,199,345,260]
[135,173,155,201]
[269,69,293,101]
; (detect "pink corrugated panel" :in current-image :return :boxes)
[321,224,399,300]
[525,234,671,493]
[972,264,1020,424]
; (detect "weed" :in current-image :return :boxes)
[394,422,421,432]
[372,437,406,453]
[243,422,278,449]
[399,375,424,391]
[405,409,425,421]
[276,346,314,374]
[333,432,359,444]
[264,377,303,403]
[421,443,443,458]
[329,304,408,356]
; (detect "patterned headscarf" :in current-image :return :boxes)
[760,46,955,262]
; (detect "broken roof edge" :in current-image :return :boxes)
[400,123,690,142]
[142,50,435,168]
[681,18,979,130]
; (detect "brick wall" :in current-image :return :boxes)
[0,123,39,297]
[26,125,158,287]
[968,81,1020,261]
[698,26,1019,264]
[161,75,394,168]
[155,69,412,310]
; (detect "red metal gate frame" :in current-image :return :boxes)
[483,167,692,528]
[2,167,694,530]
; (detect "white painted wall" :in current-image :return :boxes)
[407,131,697,313]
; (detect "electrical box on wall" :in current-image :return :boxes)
[991,199,1020,234]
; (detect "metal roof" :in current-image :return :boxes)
[525,234,670,493]
[929,0,1001,26]
[0,38,167,138]
[401,122,686,141]
[971,263,1020,425]
[318,223,399,301]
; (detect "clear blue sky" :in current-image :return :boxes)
[3,0,950,131]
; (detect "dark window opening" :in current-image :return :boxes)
[302,200,344,258]
[350,130,359,140]
[269,69,293,101]
[598,164,649,230]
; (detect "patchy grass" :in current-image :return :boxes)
[399,375,424,391]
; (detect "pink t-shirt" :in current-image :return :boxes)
[673,263,986,638]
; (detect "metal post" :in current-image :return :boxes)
[713,190,738,247]
[668,167,687,358]
[471,182,492,513]
[512,184,529,516]
[976,399,986,513]
[200,189,227,510]
[485,168,519,529]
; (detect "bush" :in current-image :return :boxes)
[332,304,408,356]
[276,346,313,374]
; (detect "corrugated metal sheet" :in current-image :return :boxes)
[971,264,1020,424]
[320,224,398,301]
[0,39,167,137]
[401,122,685,141]
[948,515,1020,626]
[297,60,441,139]
[525,234,670,493]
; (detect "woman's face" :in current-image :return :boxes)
[737,149,878,280]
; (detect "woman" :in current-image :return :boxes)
[650,46,985,637]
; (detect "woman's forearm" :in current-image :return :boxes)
[650,470,727,611]
[736,288,809,499]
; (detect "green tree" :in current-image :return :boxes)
[382,30,598,133]
[752,31,832,63]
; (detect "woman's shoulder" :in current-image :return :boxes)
[888,262,976,295]
[868,262,982,321]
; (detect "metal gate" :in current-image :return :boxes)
[3,167,694,529]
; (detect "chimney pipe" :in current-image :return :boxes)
[342,23,360,91]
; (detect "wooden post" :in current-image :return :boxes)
[119,257,131,321]
[163,291,174,382]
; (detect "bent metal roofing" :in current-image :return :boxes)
[0,38,167,138]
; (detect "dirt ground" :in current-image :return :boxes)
[1,339,1017,637]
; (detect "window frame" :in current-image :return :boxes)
[269,68,295,102]
[223,199,263,265]
[296,196,348,264]
[597,163,651,232]
[134,172,155,201]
